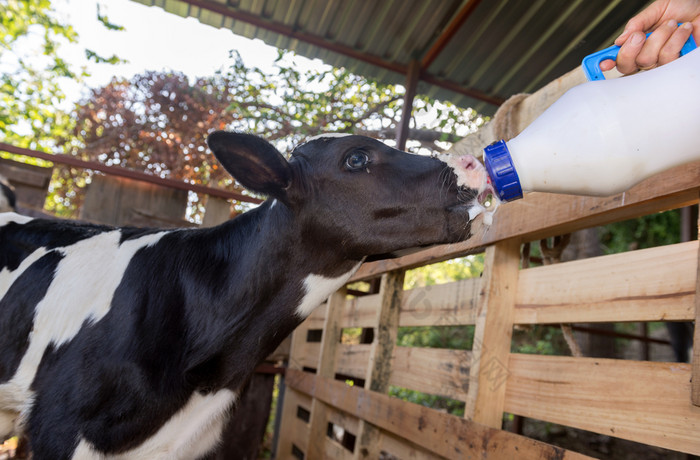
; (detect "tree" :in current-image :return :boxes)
[0,0,126,216]
[0,0,125,151]
[56,50,485,216]
[0,0,78,150]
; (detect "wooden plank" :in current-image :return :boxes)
[366,272,404,391]
[378,430,444,460]
[202,196,231,227]
[325,438,354,460]
[275,388,310,458]
[0,158,52,210]
[514,241,698,324]
[354,271,405,459]
[276,299,316,458]
[287,369,593,460]
[327,405,360,435]
[293,342,320,371]
[692,197,700,405]
[343,294,379,328]
[343,277,481,328]
[287,312,316,372]
[350,160,700,282]
[390,346,472,401]
[465,240,520,427]
[304,302,327,330]
[505,354,700,455]
[336,344,370,379]
[81,174,188,227]
[400,278,480,327]
[307,289,347,460]
[336,345,472,401]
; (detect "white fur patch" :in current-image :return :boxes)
[438,154,500,225]
[0,230,168,431]
[438,154,488,195]
[304,132,352,143]
[0,212,33,227]
[72,389,237,460]
[295,262,363,318]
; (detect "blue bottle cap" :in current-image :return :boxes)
[483,140,523,202]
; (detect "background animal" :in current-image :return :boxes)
[0,132,488,459]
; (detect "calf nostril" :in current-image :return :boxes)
[460,155,476,170]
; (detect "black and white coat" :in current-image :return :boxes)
[0,133,489,459]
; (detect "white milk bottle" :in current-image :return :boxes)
[483,47,700,202]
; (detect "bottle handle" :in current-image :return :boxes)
[582,24,697,81]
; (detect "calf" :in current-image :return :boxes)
[0,175,15,213]
[0,132,490,459]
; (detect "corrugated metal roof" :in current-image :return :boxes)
[130,0,650,115]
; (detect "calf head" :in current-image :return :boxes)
[207,132,489,260]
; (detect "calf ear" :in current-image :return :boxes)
[207,131,291,199]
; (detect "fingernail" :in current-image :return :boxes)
[630,32,645,45]
[667,19,677,27]
[681,22,693,30]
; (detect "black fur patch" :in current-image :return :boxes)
[0,219,112,272]
[0,250,62,383]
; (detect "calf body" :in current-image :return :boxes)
[0,133,489,459]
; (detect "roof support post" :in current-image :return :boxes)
[395,59,420,151]
[691,195,700,406]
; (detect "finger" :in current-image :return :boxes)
[615,0,670,45]
[658,22,694,65]
[636,19,679,69]
[615,32,646,74]
[599,59,616,72]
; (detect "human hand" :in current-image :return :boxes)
[599,0,700,74]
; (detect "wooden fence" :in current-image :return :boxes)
[275,67,700,459]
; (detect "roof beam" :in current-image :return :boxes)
[420,0,483,70]
[174,0,502,106]
[396,60,421,150]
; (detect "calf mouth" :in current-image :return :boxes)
[442,153,501,225]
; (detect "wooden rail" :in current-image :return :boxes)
[0,142,262,204]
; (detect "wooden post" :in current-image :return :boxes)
[81,175,188,227]
[691,196,700,405]
[0,158,53,212]
[395,60,420,151]
[353,271,405,459]
[465,239,521,427]
[306,289,347,459]
[202,196,231,227]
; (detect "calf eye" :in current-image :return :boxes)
[345,150,370,171]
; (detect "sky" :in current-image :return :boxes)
[51,0,329,104]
